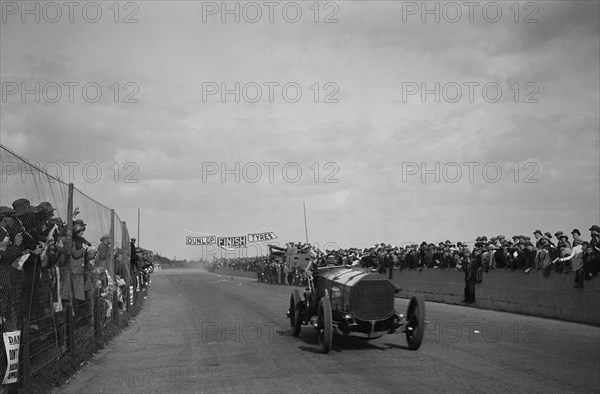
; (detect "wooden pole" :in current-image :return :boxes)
[109,209,115,278]
[303,201,309,244]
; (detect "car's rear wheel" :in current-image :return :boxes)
[317,296,333,354]
[406,294,425,350]
[289,289,302,337]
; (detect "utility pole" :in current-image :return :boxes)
[303,201,309,244]
[137,208,140,247]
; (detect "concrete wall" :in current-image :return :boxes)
[214,267,600,326]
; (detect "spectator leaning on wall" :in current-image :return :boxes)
[584,225,600,278]
[555,241,587,288]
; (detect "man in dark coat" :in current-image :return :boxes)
[463,255,476,303]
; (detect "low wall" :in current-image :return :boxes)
[213,267,600,326]
[391,269,600,325]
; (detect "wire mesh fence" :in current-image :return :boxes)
[1,144,139,391]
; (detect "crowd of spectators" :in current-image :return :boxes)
[0,198,153,335]
[210,227,600,291]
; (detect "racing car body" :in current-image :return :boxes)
[287,264,425,353]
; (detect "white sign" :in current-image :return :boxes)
[2,330,20,384]
[186,236,216,245]
[186,232,277,246]
[247,232,277,242]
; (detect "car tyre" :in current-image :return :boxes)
[406,294,425,350]
[317,295,333,354]
[289,289,302,337]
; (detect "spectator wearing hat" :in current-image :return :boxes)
[440,246,452,270]
[555,232,572,273]
[130,238,140,288]
[533,230,543,249]
[532,230,545,271]
[544,232,556,247]
[377,246,387,274]
[583,225,600,278]
[524,237,537,272]
[1,207,24,331]
[69,219,92,314]
[488,243,499,270]
[97,235,112,271]
[555,241,587,288]
[405,246,417,270]
[571,229,584,247]
[535,237,553,272]
[384,248,395,279]
[513,242,531,273]
[481,244,491,273]
[452,248,463,270]
[463,255,476,304]
[471,240,484,283]
[555,231,572,250]
[495,242,508,269]
[11,198,51,327]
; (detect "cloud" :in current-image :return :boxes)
[1,1,598,259]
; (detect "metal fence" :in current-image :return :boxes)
[0,144,138,392]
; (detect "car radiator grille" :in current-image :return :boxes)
[350,280,394,321]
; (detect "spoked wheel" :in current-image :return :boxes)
[289,289,303,337]
[406,294,425,350]
[317,296,333,354]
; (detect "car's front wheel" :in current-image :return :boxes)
[317,295,333,354]
[406,294,425,350]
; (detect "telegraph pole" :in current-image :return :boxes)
[303,201,309,244]
[137,208,140,247]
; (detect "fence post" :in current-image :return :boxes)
[109,210,115,279]
[90,289,97,339]
[65,183,75,351]
[96,289,101,339]
[126,285,131,317]
[112,290,119,325]
[20,318,31,393]
[66,304,74,350]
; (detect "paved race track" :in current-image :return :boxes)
[57,269,600,393]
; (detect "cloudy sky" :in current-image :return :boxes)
[1,1,598,260]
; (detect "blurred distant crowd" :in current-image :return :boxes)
[210,226,600,291]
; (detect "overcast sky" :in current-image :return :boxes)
[1,1,598,260]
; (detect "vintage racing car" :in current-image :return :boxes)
[286,261,426,353]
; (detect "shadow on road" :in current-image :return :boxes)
[283,327,397,353]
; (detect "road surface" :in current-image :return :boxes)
[57,268,600,393]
